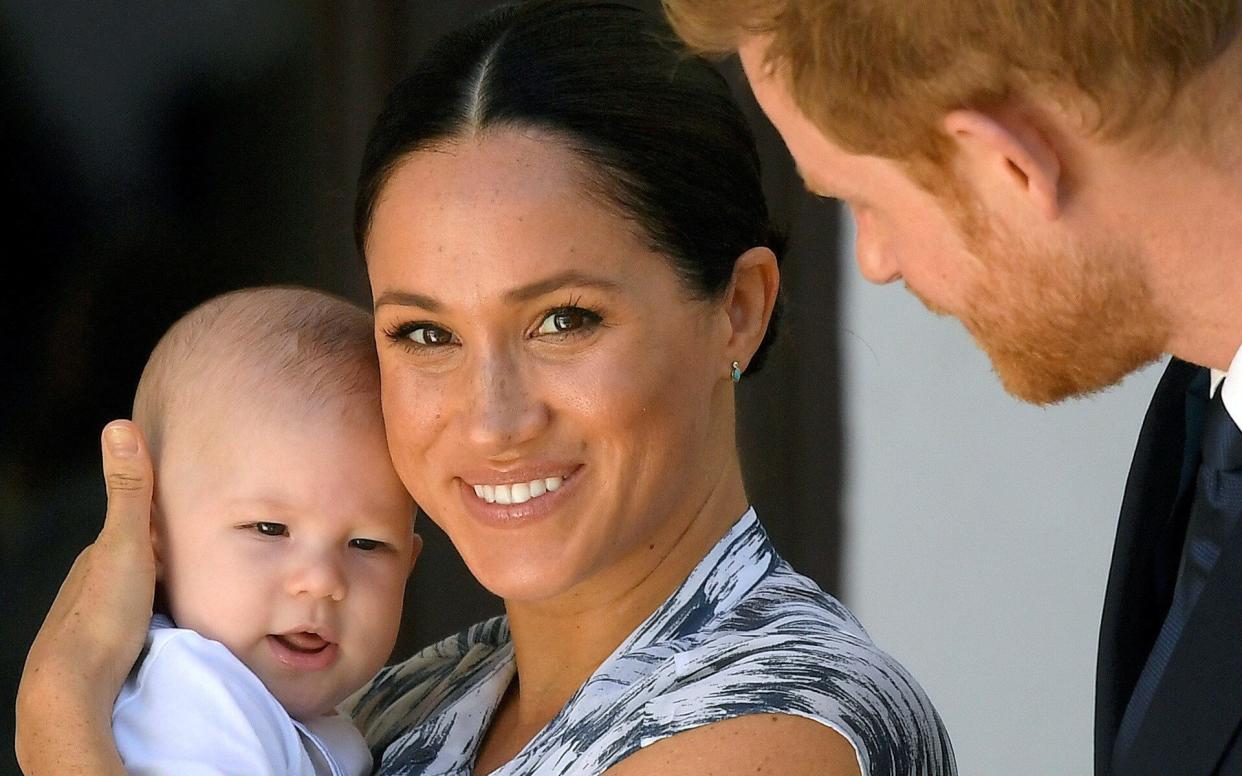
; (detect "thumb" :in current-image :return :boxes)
[99,420,154,543]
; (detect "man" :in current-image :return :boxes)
[663,1,1242,774]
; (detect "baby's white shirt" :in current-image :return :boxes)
[113,615,371,776]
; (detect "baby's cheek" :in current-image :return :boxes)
[353,567,408,663]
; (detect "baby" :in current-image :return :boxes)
[113,286,420,775]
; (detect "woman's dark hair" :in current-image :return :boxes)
[355,0,783,372]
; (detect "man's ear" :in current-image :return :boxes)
[723,246,780,373]
[943,109,1062,221]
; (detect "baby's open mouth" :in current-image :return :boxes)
[273,632,330,653]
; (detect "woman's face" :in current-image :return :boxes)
[366,130,738,603]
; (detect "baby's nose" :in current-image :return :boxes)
[286,555,347,602]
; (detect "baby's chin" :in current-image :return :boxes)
[245,655,358,721]
[270,681,351,722]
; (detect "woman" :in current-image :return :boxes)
[17,2,954,774]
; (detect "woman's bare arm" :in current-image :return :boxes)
[602,714,863,776]
[15,421,157,775]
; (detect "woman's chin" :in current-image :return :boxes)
[460,547,587,605]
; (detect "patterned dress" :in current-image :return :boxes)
[349,509,956,775]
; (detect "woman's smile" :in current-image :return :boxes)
[472,476,561,505]
[457,464,582,527]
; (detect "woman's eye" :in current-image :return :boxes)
[536,307,599,336]
[407,324,454,346]
[349,538,385,552]
[253,522,288,537]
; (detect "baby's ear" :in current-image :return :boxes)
[149,490,166,580]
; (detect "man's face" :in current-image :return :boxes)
[739,37,1168,404]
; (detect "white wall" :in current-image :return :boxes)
[837,213,1164,775]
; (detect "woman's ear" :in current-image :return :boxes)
[942,108,1062,222]
[723,246,780,373]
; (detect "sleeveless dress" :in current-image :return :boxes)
[348,509,956,775]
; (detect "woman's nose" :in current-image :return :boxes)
[465,348,550,454]
[285,552,347,602]
[851,207,902,285]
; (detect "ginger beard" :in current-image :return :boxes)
[918,192,1170,405]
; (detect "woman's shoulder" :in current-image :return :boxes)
[650,559,955,775]
[345,616,510,747]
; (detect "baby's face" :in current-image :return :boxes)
[153,395,417,720]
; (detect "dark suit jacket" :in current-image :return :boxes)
[1097,358,1242,775]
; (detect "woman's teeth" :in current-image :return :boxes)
[472,477,563,505]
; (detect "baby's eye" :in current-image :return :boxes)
[349,538,386,552]
[253,522,288,537]
[535,307,601,336]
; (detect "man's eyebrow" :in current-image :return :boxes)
[374,271,621,312]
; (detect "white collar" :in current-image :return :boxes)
[1210,343,1242,430]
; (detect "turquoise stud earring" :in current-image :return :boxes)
[731,360,743,383]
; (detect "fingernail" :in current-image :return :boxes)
[105,424,138,457]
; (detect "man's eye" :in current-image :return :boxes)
[536,307,599,336]
[349,538,384,551]
[253,522,288,537]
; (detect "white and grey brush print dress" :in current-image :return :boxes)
[348,508,956,775]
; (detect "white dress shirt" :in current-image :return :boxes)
[1209,343,1242,431]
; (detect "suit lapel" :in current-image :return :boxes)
[1117,510,1242,775]
[1097,359,1206,774]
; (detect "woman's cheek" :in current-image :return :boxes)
[380,364,452,501]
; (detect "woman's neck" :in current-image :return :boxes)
[497,459,750,745]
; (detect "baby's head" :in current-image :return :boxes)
[133,286,418,720]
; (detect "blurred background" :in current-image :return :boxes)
[0,2,1162,774]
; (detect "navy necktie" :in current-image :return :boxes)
[1116,382,1242,757]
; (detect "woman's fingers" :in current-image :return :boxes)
[89,420,158,680]
[15,421,157,771]
[99,420,154,544]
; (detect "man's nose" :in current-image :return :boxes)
[852,207,901,285]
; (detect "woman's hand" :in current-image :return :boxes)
[15,421,156,775]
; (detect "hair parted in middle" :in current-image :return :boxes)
[354,0,784,374]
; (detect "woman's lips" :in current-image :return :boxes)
[458,466,581,527]
[267,633,339,671]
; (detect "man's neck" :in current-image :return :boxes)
[1092,138,1242,371]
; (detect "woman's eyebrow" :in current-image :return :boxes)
[373,289,440,312]
[503,271,621,304]
[374,271,621,312]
